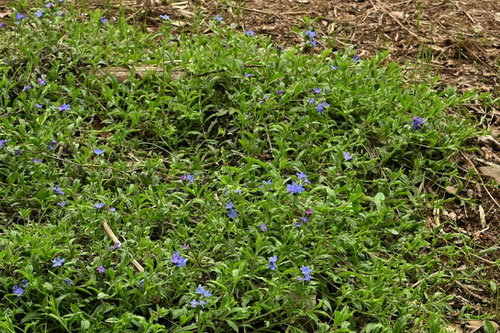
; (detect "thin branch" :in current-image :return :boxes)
[103,220,144,272]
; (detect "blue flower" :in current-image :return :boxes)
[32,158,43,163]
[245,30,255,37]
[268,256,278,270]
[93,203,105,209]
[301,216,309,223]
[309,40,317,47]
[276,90,285,95]
[58,103,70,111]
[287,182,304,195]
[64,279,72,285]
[46,2,54,8]
[93,148,105,155]
[190,299,198,308]
[35,10,44,18]
[48,140,57,150]
[299,266,313,281]
[330,65,339,70]
[260,223,267,232]
[228,209,237,219]
[295,221,302,228]
[186,173,195,183]
[215,14,223,22]
[0,139,7,149]
[171,251,187,267]
[51,185,65,195]
[305,30,316,39]
[199,300,207,307]
[411,115,425,130]
[296,172,311,184]
[100,17,108,24]
[313,88,321,94]
[244,72,253,77]
[196,285,212,297]
[52,257,65,267]
[108,207,116,212]
[58,200,67,207]
[225,202,234,210]
[138,279,144,290]
[0,23,4,28]
[262,179,272,185]
[38,78,46,85]
[353,54,360,62]
[307,98,315,105]
[35,104,43,108]
[97,265,106,274]
[316,102,329,114]
[12,285,24,297]
[159,14,170,21]
[343,151,352,161]
[20,280,28,288]
[22,85,32,92]
[15,13,26,21]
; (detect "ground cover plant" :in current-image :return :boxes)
[0,1,498,332]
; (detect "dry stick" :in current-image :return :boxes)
[455,280,487,301]
[470,253,496,266]
[449,0,475,24]
[103,220,145,272]
[369,0,423,41]
[242,7,308,16]
[461,153,500,209]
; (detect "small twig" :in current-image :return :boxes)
[449,0,476,24]
[281,11,308,15]
[103,220,144,272]
[470,253,496,266]
[461,153,500,208]
[455,280,487,302]
[369,0,423,41]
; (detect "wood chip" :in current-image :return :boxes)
[478,205,486,228]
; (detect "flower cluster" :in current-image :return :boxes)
[411,115,425,130]
[305,30,317,47]
[190,284,212,308]
[171,251,187,268]
[268,256,278,270]
[287,182,305,195]
[297,266,313,281]
[181,173,195,183]
[226,201,237,219]
[296,208,313,228]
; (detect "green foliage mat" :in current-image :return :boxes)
[0,3,497,332]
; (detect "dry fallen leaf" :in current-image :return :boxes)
[464,320,483,333]
[445,323,463,333]
[479,166,500,184]
[445,185,458,195]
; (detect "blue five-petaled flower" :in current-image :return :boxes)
[52,257,65,267]
[171,251,186,267]
[287,182,304,195]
